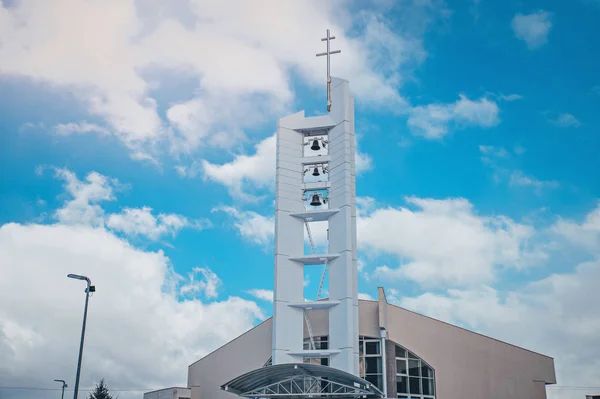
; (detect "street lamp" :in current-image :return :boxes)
[54,379,68,399]
[67,274,96,399]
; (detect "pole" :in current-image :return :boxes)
[326,29,331,112]
[73,283,90,399]
[54,379,68,399]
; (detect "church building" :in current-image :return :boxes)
[144,31,556,399]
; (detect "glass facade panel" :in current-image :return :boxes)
[397,376,408,394]
[395,346,407,358]
[366,357,381,373]
[365,341,380,355]
[397,359,407,375]
[422,378,434,395]
[365,374,382,389]
[421,365,433,378]
[395,343,435,399]
[408,359,421,376]
[409,377,421,394]
[358,336,383,393]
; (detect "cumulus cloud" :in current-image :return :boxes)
[54,122,111,136]
[408,95,499,139]
[511,10,553,49]
[0,0,430,159]
[552,201,600,254]
[49,167,204,240]
[361,197,543,286]
[549,113,582,128]
[0,223,263,399]
[509,170,560,193]
[358,293,375,300]
[246,289,274,303]
[212,206,274,246]
[53,168,119,227]
[202,135,276,201]
[180,267,222,300]
[107,206,210,241]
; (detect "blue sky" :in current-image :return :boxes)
[0,0,599,398]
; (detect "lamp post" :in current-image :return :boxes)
[67,274,96,399]
[54,379,68,399]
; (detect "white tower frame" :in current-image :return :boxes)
[272,76,358,376]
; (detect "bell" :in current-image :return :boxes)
[312,167,320,177]
[310,139,320,151]
[309,194,322,207]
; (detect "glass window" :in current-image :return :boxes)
[396,359,407,375]
[408,359,421,376]
[396,376,408,394]
[422,379,434,396]
[394,343,435,399]
[395,346,407,358]
[421,365,433,378]
[409,377,421,394]
[365,374,382,389]
[365,341,380,355]
[358,336,384,393]
[365,357,381,373]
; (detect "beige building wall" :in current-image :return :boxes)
[187,291,555,399]
[143,387,190,399]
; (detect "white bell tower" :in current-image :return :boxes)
[271,30,358,376]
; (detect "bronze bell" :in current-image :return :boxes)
[310,194,322,206]
[312,167,320,177]
[311,139,320,151]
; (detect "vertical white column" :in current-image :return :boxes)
[272,113,305,365]
[271,78,358,377]
[326,78,358,375]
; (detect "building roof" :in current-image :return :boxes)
[221,363,383,399]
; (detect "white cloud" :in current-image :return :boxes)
[361,197,543,287]
[0,222,263,399]
[509,170,559,192]
[180,267,222,300]
[213,206,274,246]
[552,201,600,253]
[49,168,203,241]
[499,94,523,101]
[0,0,429,159]
[511,11,553,49]
[202,135,276,201]
[246,289,274,303]
[408,95,499,139]
[54,122,110,136]
[358,293,375,300]
[550,113,581,128]
[53,168,118,227]
[107,206,210,241]
[356,151,373,174]
[479,145,509,162]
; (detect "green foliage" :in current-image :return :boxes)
[89,379,114,399]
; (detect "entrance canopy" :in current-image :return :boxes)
[221,363,384,399]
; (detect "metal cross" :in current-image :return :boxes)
[316,29,341,112]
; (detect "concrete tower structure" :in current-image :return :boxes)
[271,76,358,375]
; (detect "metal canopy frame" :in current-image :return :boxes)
[241,375,372,398]
[222,363,383,399]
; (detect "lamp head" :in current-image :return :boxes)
[67,273,91,283]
